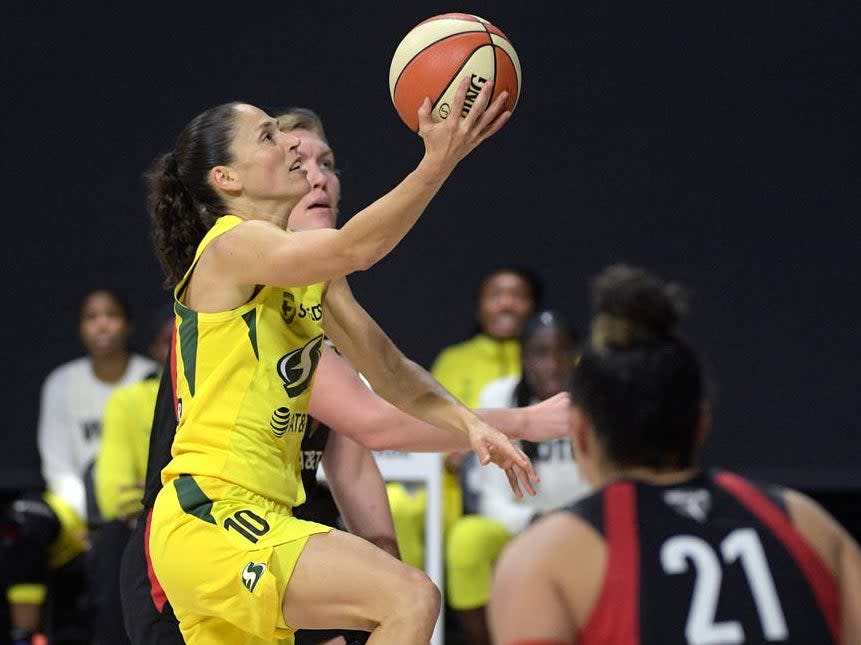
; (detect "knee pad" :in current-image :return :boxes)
[8,497,61,548]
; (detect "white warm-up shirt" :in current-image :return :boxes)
[37,354,157,518]
[475,376,592,534]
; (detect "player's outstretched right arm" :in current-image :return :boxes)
[215,77,511,290]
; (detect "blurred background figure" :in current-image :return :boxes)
[446,310,589,645]
[431,267,543,408]
[6,289,156,645]
[387,266,542,570]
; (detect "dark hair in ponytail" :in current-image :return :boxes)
[570,264,705,470]
[146,102,240,286]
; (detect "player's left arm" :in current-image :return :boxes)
[321,276,537,497]
[321,431,400,559]
[489,516,578,645]
[309,346,569,451]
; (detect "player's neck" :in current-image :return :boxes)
[229,198,293,230]
[602,465,701,487]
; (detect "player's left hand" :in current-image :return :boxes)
[467,421,539,497]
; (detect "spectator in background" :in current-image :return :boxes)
[90,304,174,644]
[39,289,157,529]
[388,266,541,569]
[431,267,543,408]
[489,264,861,645]
[6,289,156,645]
[446,310,589,645]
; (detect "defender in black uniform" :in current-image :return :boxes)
[489,264,861,645]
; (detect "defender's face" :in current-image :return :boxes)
[287,129,341,231]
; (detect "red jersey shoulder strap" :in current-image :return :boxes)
[578,480,640,645]
[714,470,840,643]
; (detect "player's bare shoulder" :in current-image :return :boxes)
[501,510,607,629]
[783,488,843,574]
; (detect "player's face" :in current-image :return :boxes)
[287,129,341,231]
[79,291,130,359]
[477,272,534,340]
[225,104,310,203]
[522,326,576,401]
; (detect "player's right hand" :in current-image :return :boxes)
[416,75,511,168]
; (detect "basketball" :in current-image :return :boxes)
[389,13,522,132]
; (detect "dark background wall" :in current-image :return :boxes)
[2,3,858,502]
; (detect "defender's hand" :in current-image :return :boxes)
[520,392,572,442]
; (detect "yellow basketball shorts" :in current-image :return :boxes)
[149,475,331,644]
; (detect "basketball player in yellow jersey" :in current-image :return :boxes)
[167,236,325,512]
[147,79,535,645]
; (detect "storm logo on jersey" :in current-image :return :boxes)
[240,561,266,593]
[276,334,324,397]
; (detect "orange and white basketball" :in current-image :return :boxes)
[389,13,522,132]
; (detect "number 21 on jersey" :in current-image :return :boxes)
[661,528,789,644]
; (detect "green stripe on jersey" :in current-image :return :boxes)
[242,310,259,359]
[173,475,216,524]
[176,307,198,396]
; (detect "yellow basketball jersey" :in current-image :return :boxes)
[162,215,325,509]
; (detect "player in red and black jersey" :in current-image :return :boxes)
[490,264,861,645]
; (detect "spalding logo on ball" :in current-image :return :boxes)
[389,13,522,132]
